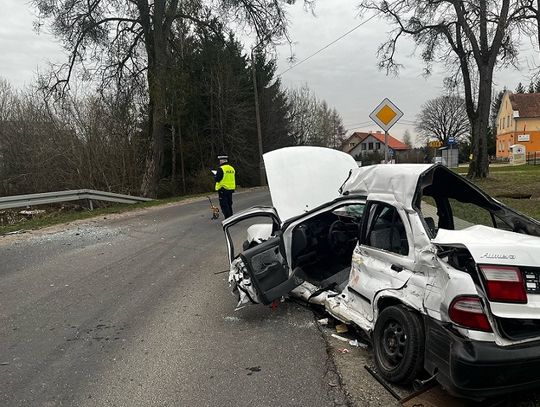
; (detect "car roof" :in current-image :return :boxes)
[340,164,435,209]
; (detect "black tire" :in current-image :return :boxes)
[372,305,425,384]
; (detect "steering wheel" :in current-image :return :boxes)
[327,220,352,257]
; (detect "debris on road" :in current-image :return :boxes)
[335,323,348,334]
[348,339,368,349]
[317,318,329,325]
[331,334,349,342]
[336,348,350,354]
[246,366,261,376]
[0,362,10,366]
[3,229,26,236]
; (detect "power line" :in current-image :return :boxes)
[345,124,378,132]
[343,120,372,127]
[277,14,378,77]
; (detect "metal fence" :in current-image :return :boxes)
[527,152,540,165]
[0,189,152,211]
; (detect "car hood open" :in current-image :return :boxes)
[433,225,540,267]
[263,146,358,221]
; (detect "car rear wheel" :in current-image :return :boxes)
[373,305,424,384]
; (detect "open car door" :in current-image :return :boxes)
[236,236,305,305]
[223,207,304,308]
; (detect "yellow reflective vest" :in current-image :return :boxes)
[215,164,236,191]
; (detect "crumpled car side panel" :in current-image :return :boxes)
[228,257,261,310]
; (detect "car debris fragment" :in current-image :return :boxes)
[331,334,350,342]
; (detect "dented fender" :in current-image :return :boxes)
[371,278,424,322]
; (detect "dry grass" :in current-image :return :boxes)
[456,165,540,221]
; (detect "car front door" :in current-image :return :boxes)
[223,207,304,305]
[346,201,416,321]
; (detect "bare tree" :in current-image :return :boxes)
[402,129,413,148]
[32,0,296,197]
[416,96,470,145]
[520,0,540,55]
[287,85,345,148]
[287,84,318,145]
[359,0,534,178]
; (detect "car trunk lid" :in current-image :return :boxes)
[433,225,540,322]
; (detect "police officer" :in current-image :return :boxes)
[214,155,236,219]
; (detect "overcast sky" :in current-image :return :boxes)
[1,0,538,142]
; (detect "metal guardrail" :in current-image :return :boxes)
[0,189,152,210]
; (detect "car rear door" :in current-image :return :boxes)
[347,201,416,320]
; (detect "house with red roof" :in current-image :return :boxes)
[342,131,409,159]
[496,91,540,158]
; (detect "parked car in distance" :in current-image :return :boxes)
[223,146,540,398]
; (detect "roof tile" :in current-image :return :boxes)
[509,93,540,118]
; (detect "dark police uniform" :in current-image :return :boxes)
[214,157,236,219]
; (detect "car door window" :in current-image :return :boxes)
[365,203,409,256]
[419,196,439,236]
[447,198,495,230]
[225,215,278,260]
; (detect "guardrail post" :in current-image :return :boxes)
[88,199,94,210]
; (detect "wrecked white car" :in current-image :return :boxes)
[223,146,540,398]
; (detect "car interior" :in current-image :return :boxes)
[364,204,409,256]
[289,204,364,292]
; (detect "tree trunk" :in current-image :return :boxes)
[467,67,492,178]
[178,116,186,194]
[140,72,167,198]
[140,1,167,198]
[171,122,177,195]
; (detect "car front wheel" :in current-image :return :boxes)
[373,305,424,384]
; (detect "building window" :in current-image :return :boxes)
[376,142,381,150]
[361,144,367,151]
[349,142,356,147]
[368,142,374,150]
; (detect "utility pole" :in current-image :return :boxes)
[251,48,265,186]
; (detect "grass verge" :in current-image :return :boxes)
[0,193,209,236]
[455,164,540,221]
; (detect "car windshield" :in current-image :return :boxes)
[332,204,364,219]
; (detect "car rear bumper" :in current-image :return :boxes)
[424,317,540,398]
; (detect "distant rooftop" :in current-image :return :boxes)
[342,131,409,153]
[509,93,540,118]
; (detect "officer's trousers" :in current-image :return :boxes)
[218,189,234,219]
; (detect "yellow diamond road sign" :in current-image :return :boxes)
[369,98,403,131]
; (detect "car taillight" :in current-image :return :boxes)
[479,265,527,304]
[449,296,492,332]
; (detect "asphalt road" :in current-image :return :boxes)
[0,190,349,407]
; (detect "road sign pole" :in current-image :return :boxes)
[385,130,389,163]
